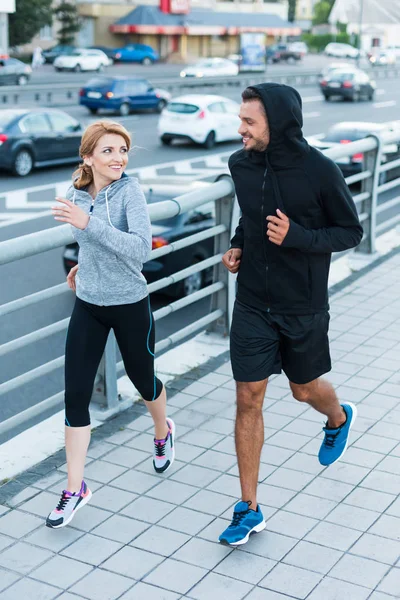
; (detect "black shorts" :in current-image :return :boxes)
[230,300,331,385]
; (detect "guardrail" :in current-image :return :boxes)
[0,135,399,439]
[2,65,400,107]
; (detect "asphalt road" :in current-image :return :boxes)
[1,75,400,441]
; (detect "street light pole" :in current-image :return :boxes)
[357,0,364,68]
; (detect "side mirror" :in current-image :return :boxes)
[148,87,154,93]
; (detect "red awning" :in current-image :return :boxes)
[110,23,302,36]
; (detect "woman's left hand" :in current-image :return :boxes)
[52,197,90,230]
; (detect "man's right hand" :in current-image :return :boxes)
[67,264,78,292]
[222,248,242,274]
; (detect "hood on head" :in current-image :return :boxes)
[247,82,309,165]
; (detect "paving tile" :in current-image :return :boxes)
[183,381,216,397]
[170,464,220,488]
[89,485,137,512]
[0,578,60,600]
[91,514,150,544]
[377,455,400,476]
[207,473,241,497]
[30,554,93,588]
[0,567,19,593]
[68,505,112,532]
[259,563,322,599]
[353,434,398,455]
[61,533,123,565]
[329,553,389,589]
[0,541,52,574]
[131,524,189,556]
[102,447,149,469]
[264,467,315,492]
[145,479,198,505]
[26,524,84,552]
[199,417,234,435]
[284,493,337,520]
[324,503,380,532]
[282,452,325,476]
[171,408,210,429]
[303,477,354,503]
[342,447,384,469]
[361,470,400,496]
[83,461,128,484]
[305,521,362,551]
[214,549,276,584]
[196,516,230,543]
[180,429,225,449]
[283,540,343,574]
[7,486,41,508]
[119,582,179,599]
[368,592,399,600]
[385,496,400,518]
[265,510,318,539]
[0,533,14,553]
[350,533,400,565]
[192,449,236,472]
[100,469,158,499]
[102,545,164,580]
[158,506,214,535]
[343,488,396,513]
[245,589,295,600]
[121,496,175,523]
[211,436,236,456]
[369,515,400,541]
[187,572,252,600]
[144,558,207,594]
[87,441,116,459]
[0,509,43,538]
[306,577,371,600]
[377,567,400,595]
[105,429,137,445]
[183,489,236,516]
[172,537,231,570]
[70,568,135,600]
[17,491,59,518]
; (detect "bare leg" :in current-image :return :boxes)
[235,379,268,510]
[290,378,346,428]
[65,425,91,493]
[144,385,169,440]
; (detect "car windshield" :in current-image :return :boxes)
[0,111,22,131]
[167,102,200,114]
[329,71,356,81]
[70,50,84,56]
[85,77,114,88]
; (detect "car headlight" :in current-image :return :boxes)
[180,71,186,77]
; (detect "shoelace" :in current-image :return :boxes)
[154,440,166,457]
[230,503,251,528]
[323,429,341,448]
[56,492,71,511]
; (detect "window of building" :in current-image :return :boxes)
[40,25,53,41]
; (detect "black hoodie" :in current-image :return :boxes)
[229,83,363,315]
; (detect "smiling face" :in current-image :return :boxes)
[83,133,129,189]
[238,99,270,152]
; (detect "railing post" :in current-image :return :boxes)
[355,134,382,255]
[208,174,235,336]
[90,331,120,420]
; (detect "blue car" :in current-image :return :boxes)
[79,76,170,116]
[113,44,159,65]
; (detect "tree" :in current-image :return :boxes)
[312,1,332,25]
[9,0,53,47]
[288,0,297,22]
[54,1,81,45]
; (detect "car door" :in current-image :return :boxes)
[47,111,82,159]
[85,51,101,70]
[207,102,229,141]
[18,113,55,162]
[0,59,13,85]
[126,79,153,109]
[221,101,240,141]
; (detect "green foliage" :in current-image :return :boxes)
[301,33,351,53]
[54,1,81,45]
[312,1,332,26]
[9,0,53,47]
[288,0,297,23]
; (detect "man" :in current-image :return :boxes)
[219,83,363,547]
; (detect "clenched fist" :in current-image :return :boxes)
[222,248,242,274]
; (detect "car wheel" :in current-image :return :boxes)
[353,91,360,102]
[74,64,81,72]
[156,99,167,113]
[55,67,62,72]
[368,91,375,101]
[17,74,28,86]
[119,102,130,116]
[142,57,152,66]
[161,136,172,146]
[97,64,104,72]
[323,94,330,101]
[89,107,98,115]
[204,131,216,150]
[13,149,33,177]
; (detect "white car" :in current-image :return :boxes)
[289,42,308,56]
[158,94,241,149]
[54,49,112,72]
[324,43,359,59]
[180,58,239,78]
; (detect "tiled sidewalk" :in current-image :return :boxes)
[0,250,399,600]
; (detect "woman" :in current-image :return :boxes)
[46,121,175,529]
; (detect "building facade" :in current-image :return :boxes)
[0,0,15,55]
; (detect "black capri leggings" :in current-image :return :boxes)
[64,296,163,427]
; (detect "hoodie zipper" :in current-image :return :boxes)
[87,196,104,305]
[261,164,271,312]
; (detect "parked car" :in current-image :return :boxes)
[308,121,400,183]
[265,44,301,63]
[54,48,111,72]
[42,45,76,64]
[180,58,238,78]
[288,41,308,56]
[318,61,357,82]
[79,76,170,116]
[324,43,360,58]
[0,108,82,177]
[89,45,116,60]
[369,51,396,66]
[113,44,159,65]
[63,193,216,298]
[158,94,241,149]
[384,45,400,59]
[0,58,32,86]
[320,68,376,102]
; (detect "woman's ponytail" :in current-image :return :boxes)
[72,162,93,190]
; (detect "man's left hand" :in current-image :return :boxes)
[266,209,290,246]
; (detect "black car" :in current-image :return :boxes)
[42,45,76,64]
[265,44,301,64]
[0,58,32,86]
[0,109,82,177]
[63,195,215,298]
[320,68,376,102]
[89,46,116,60]
[309,121,400,183]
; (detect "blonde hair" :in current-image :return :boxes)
[73,120,131,189]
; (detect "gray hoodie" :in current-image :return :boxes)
[66,174,152,306]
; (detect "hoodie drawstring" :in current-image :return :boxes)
[72,186,116,229]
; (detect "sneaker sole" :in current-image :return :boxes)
[321,402,358,467]
[153,418,176,474]
[46,489,92,529]
[221,520,266,546]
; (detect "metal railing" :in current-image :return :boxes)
[0,134,399,439]
[2,64,400,107]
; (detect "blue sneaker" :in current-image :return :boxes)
[219,501,266,546]
[319,403,357,466]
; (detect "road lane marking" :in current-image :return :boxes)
[373,100,397,108]
[376,89,385,96]
[302,95,322,103]
[303,112,321,118]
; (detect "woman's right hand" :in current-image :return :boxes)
[67,264,79,292]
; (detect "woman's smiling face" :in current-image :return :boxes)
[83,133,129,185]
